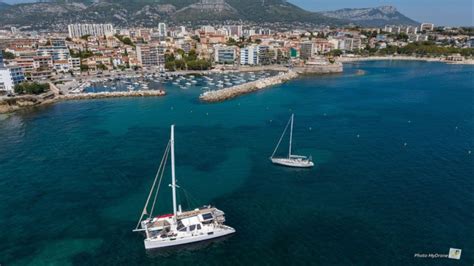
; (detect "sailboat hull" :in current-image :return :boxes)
[144,226,235,250]
[271,158,314,168]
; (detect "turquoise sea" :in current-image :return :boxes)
[0,61,473,265]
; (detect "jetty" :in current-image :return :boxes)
[199,61,343,103]
[200,71,298,103]
[59,90,166,100]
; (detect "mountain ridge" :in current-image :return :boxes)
[0,1,419,29]
[321,5,419,26]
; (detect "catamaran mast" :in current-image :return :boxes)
[170,125,177,219]
[288,114,294,158]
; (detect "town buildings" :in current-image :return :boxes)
[0,63,25,94]
[420,23,435,32]
[158,23,167,38]
[136,44,165,70]
[0,20,471,96]
[240,46,259,65]
[214,45,237,64]
[68,24,114,39]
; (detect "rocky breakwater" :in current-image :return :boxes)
[200,71,299,103]
[59,90,166,101]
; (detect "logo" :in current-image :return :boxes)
[448,248,462,260]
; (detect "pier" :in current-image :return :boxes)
[199,62,343,103]
[199,71,299,103]
[59,90,166,100]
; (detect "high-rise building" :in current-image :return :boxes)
[0,66,25,94]
[257,45,271,65]
[37,46,70,61]
[300,42,314,60]
[158,23,167,37]
[226,25,243,37]
[214,45,237,64]
[67,24,114,38]
[136,45,165,69]
[240,46,259,65]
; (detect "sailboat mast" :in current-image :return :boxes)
[288,114,294,158]
[170,125,177,218]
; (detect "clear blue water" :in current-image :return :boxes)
[0,61,472,265]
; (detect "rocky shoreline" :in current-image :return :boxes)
[337,56,474,65]
[0,90,166,114]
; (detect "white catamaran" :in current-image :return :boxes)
[270,114,314,168]
[133,125,235,250]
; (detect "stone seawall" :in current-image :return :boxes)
[0,90,166,114]
[293,62,343,74]
[199,71,299,103]
[59,90,166,100]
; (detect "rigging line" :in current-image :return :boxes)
[271,116,292,158]
[181,187,200,208]
[181,188,191,210]
[149,141,170,217]
[134,141,171,231]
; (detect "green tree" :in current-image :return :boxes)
[328,49,343,57]
[14,82,50,95]
[2,51,15,59]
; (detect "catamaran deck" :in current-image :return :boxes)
[178,207,217,219]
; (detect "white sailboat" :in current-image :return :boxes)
[133,125,235,250]
[270,114,314,168]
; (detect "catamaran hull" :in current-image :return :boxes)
[271,158,314,168]
[144,227,236,250]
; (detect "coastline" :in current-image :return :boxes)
[3,56,467,113]
[0,90,166,114]
[337,56,474,65]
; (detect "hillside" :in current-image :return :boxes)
[0,1,418,29]
[0,1,10,11]
[321,6,419,27]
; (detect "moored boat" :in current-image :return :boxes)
[133,125,235,249]
[270,114,314,168]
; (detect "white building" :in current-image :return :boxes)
[68,57,81,71]
[0,66,25,94]
[420,23,435,32]
[68,24,114,38]
[225,25,243,38]
[37,46,70,61]
[158,23,167,37]
[214,45,237,64]
[240,46,259,65]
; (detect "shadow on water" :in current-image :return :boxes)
[145,235,234,258]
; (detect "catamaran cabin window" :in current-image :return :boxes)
[189,225,196,231]
[177,220,185,231]
[197,224,202,230]
[201,213,213,220]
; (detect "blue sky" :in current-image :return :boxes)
[290,0,473,26]
[3,0,473,26]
